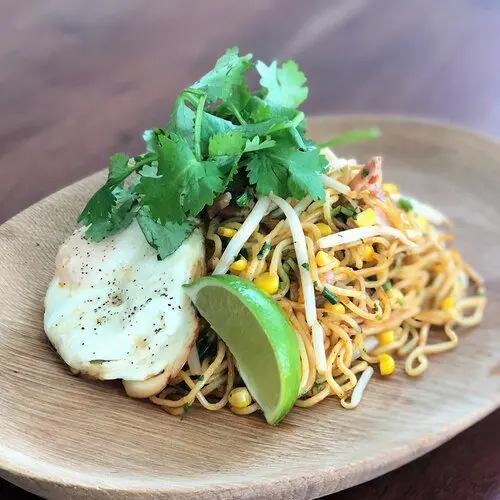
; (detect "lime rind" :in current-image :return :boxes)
[185,275,301,424]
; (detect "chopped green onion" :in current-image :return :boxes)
[236,191,250,208]
[383,280,392,291]
[331,206,342,217]
[257,241,271,260]
[397,197,413,212]
[361,168,370,178]
[340,206,356,218]
[301,262,310,271]
[322,288,339,304]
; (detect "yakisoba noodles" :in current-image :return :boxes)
[151,148,486,416]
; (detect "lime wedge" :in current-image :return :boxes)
[185,275,300,424]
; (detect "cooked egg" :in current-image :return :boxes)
[44,220,204,398]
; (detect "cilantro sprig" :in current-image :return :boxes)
[79,47,379,258]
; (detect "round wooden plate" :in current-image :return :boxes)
[0,116,499,500]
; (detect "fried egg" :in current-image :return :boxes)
[44,220,204,398]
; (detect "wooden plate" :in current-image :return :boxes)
[0,116,499,500]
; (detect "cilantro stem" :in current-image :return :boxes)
[291,111,305,128]
[289,127,306,150]
[194,92,207,161]
[133,155,157,170]
[318,127,381,149]
[229,104,247,125]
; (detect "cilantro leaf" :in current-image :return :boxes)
[243,96,271,122]
[78,153,133,228]
[208,130,245,157]
[214,84,251,123]
[137,209,195,259]
[256,59,308,109]
[85,196,138,242]
[78,186,116,226]
[136,133,223,223]
[246,152,289,198]
[246,137,327,200]
[166,96,196,149]
[191,47,253,103]
[107,152,134,185]
[241,116,291,138]
[286,143,328,200]
[243,136,276,152]
[183,159,225,216]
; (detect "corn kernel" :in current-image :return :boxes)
[387,288,404,307]
[228,387,252,409]
[315,251,332,267]
[325,303,346,314]
[316,222,333,237]
[254,272,279,294]
[382,183,398,194]
[217,227,237,238]
[378,354,395,375]
[415,214,429,232]
[230,257,248,272]
[355,208,376,227]
[378,330,394,345]
[440,296,456,311]
[362,244,375,261]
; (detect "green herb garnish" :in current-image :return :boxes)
[79,47,379,258]
[397,197,413,212]
[331,206,342,217]
[340,206,356,218]
[301,262,310,271]
[322,288,339,304]
[318,127,381,149]
[383,280,392,291]
[257,241,271,260]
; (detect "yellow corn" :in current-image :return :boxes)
[325,303,346,314]
[415,214,429,232]
[316,222,332,237]
[387,288,404,307]
[362,244,375,260]
[217,227,237,238]
[440,296,455,311]
[228,387,252,409]
[382,183,398,194]
[315,251,332,267]
[378,354,395,375]
[254,272,279,294]
[378,330,394,345]
[355,208,376,227]
[230,257,248,272]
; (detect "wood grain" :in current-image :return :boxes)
[0,116,498,499]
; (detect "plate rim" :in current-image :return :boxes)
[1,114,499,499]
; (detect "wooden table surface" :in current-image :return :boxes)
[1,1,499,498]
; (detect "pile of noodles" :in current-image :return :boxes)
[150,149,486,417]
